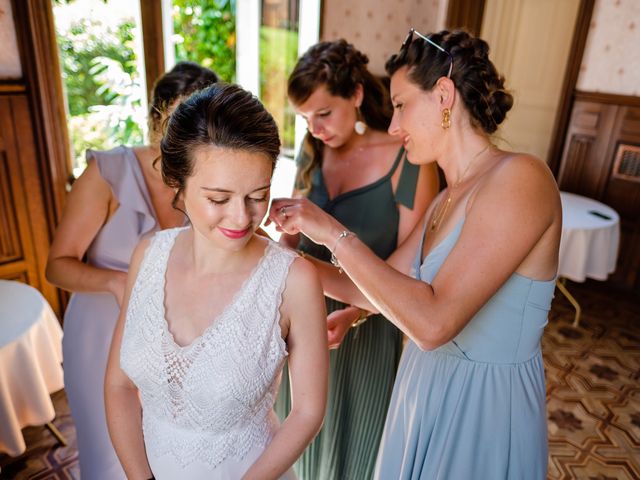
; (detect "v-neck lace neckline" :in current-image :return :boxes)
[159,229,272,351]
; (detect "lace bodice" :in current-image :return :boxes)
[120,227,295,470]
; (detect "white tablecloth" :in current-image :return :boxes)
[558,192,620,282]
[0,280,64,456]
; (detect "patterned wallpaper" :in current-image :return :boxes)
[320,0,447,76]
[576,0,640,96]
[0,0,21,79]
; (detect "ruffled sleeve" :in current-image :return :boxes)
[88,146,157,236]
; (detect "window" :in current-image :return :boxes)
[52,0,147,176]
[170,0,237,82]
[164,0,320,158]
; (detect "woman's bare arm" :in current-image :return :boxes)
[270,155,560,351]
[46,160,128,304]
[242,257,328,480]
[104,238,153,479]
[270,196,432,313]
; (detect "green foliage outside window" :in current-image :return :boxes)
[172,1,299,152]
[58,20,138,116]
[54,7,145,174]
[172,0,237,82]
[260,25,298,152]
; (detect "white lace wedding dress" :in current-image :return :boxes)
[120,227,297,479]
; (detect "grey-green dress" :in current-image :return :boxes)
[274,147,420,480]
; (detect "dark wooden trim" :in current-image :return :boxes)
[0,83,26,93]
[575,90,640,107]
[11,0,71,314]
[318,0,325,40]
[446,0,486,36]
[10,95,60,312]
[140,0,165,101]
[547,0,596,176]
[11,0,70,227]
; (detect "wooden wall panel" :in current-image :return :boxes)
[0,95,59,311]
[558,101,617,197]
[0,151,24,263]
[558,134,596,194]
[6,0,73,316]
[558,95,640,292]
[11,0,70,228]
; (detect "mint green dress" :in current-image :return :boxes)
[274,147,420,479]
[374,217,554,479]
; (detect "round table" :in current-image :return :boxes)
[0,280,65,457]
[559,192,620,282]
[557,192,620,326]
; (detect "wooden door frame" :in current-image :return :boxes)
[140,0,165,101]
[11,0,71,231]
[446,0,596,176]
[446,0,486,36]
[547,0,595,175]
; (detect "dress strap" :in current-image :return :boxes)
[393,148,420,210]
[413,215,430,279]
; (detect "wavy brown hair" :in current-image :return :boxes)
[288,39,393,194]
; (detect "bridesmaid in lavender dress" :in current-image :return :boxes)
[46,62,218,480]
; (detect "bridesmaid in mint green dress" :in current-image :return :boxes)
[275,40,439,479]
[270,29,561,479]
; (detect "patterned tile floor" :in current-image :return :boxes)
[545,281,640,479]
[1,280,638,479]
[0,390,79,479]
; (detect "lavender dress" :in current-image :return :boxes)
[62,146,162,479]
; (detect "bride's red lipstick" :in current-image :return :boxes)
[218,226,251,239]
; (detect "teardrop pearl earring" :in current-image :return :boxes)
[354,107,367,135]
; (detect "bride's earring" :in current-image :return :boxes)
[354,107,367,135]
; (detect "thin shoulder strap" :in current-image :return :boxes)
[412,214,431,280]
[394,148,420,209]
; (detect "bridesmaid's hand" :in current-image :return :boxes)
[268,198,345,249]
[327,306,360,349]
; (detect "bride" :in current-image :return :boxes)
[104,83,328,480]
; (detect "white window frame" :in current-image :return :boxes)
[160,0,321,155]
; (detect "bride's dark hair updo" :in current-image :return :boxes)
[161,83,281,208]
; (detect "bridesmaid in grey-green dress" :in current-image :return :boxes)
[275,40,439,479]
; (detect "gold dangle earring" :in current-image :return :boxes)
[354,107,367,135]
[441,108,451,129]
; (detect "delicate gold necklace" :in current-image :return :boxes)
[429,144,491,232]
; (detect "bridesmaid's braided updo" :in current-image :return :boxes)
[386,30,513,134]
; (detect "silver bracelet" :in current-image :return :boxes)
[330,230,355,273]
